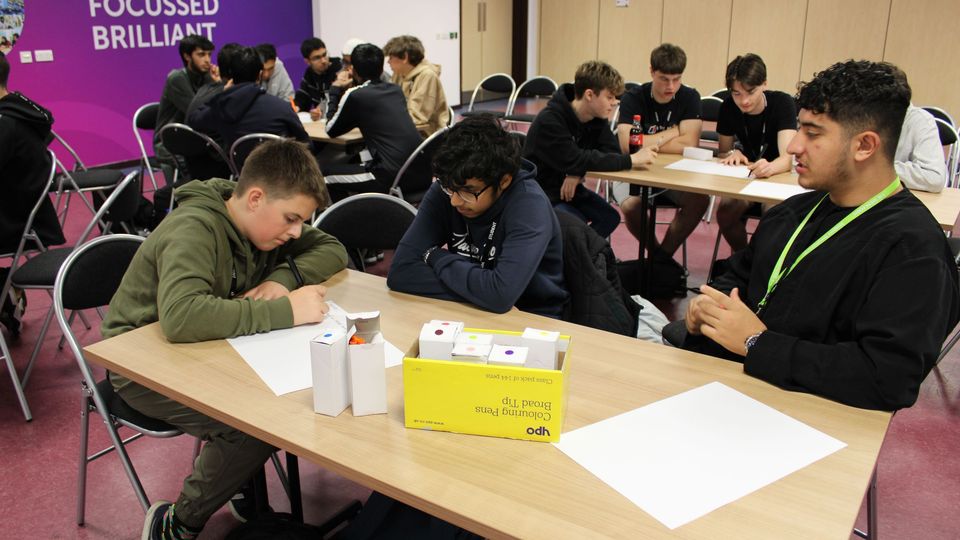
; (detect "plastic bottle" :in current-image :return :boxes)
[629,115,644,154]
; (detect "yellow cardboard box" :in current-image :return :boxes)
[403,328,571,442]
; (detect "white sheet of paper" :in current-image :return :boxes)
[297,111,314,123]
[227,301,403,395]
[665,158,750,178]
[739,180,810,200]
[554,382,846,529]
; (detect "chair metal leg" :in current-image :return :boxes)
[937,328,960,365]
[707,229,724,283]
[1,333,32,421]
[22,303,56,387]
[77,390,91,525]
[77,309,93,330]
[99,413,151,512]
[270,452,292,501]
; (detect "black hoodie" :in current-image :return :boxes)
[0,92,65,253]
[522,83,631,205]
[188,82,311,153]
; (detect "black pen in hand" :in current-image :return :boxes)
[286,255,305,289]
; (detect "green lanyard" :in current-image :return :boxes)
[757,176,902,313]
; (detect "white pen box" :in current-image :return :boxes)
[418,321,462,360]
[450,342,491,364]
[488,345,528,367]
[521,328,561,370]
[347,312,387,416]
[310,324,350,417]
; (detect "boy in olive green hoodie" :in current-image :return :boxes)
[101,139,347,540]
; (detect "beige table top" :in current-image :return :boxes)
[85,270,890,539]
[302,118,363,146]
[590,154,960,231]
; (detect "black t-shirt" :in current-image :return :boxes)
[717,90,797,161]
[618,82,701,134]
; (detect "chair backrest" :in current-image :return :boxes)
[390,127,449,202]
[132,102,160,188]
[624,81,643,93]
[1,149,58,298]
[467,73,516,112]
[230,132,283,174]
[447,105,456,127]
[158,123,236,181]
[50,130,87,172]
[507,76,558,116]
[80,170,140,244]
[700,96,723,122]
[53,234,144,404]
[933,118,959,187]
[312,193,417,264]
[924,106,955,128]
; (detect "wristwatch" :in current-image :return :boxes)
[744,331,764,355]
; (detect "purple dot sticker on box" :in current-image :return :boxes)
[488,344,528,367]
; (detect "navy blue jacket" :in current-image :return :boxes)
[188,82,310,152]
[387,160,568,318]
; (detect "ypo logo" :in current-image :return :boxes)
[526,426,551,436]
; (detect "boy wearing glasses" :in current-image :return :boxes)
[388,115,568,318]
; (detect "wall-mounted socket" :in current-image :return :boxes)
[19,50,33,63]
[35,50,54,62]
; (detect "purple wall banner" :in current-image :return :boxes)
[7,0,313,166]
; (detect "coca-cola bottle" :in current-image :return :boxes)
[629,115,644,154]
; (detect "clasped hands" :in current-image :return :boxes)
[685,285,766,356]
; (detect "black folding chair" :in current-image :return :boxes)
[313,193,418,272]
[389,127,449,204]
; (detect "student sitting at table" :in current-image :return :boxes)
[101,139,347,540]
[256,42,295,101]
[189,46,311,153]
[523,60,657,238]
[616,44,706,263]
[323,43,424,201]
[295,37,342,117]
[384,34,451,137]
[387,114,569,318]
[714,53,798,253]
[679,60,960,411]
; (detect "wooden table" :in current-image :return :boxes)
[302,119,363,146]
[84,270,890,539]
[591,154,960,231]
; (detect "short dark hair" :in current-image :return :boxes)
[383,35,425,66]
[231,46,265,84]
[0,52,9,88]
[255,43,277,62]
[179,34,214,67]
[216,42,242,81]
[796,60,911,161]
[650,43,686,74]
[237,139,329,208]
[433,114,521,193]
[300,37,326,59]
[574,60,625,99]
[725,53,766,91]
[351,43,383,82]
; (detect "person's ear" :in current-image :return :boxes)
[852,131,882,163]
[246,186,266,211]
[499,173,514,191]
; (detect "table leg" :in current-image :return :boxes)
[253,467,270,514]
[286,453,304,522]
[636,186,652,296]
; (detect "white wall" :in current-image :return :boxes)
[313,0,462,106]
[527,0,538,80]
